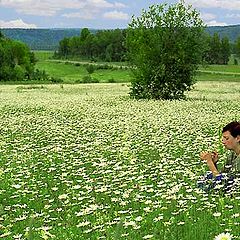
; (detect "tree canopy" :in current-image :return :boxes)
[126,1,207,100]
[56,28,126,62]
[235,36,240,58]
[0,32,36,81]
[204,33,231,65]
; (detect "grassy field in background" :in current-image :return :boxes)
[34,51,240,84]
[199,64,240,73]
[35,51,132,83]
[0,82,239,239]
[196,71,240,82]
[36,60,132,83]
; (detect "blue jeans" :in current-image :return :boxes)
[197,172,234,194]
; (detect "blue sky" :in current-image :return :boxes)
[0,0,240,29]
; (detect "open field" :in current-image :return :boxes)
[0,82,239,239]
[35,51,131,83]
[196,71,240,82]
[34,51,240,84]
[197,64,240,82]
[199,64,240,74]
[36,60,131,83]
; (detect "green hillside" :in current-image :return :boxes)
[1,25,240,50]
[206,25,240,42]
[0,28,97,50]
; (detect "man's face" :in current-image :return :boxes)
[222,131,240,150]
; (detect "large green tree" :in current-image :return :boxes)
[126,1,207,100]
[58,37,70,58]
[0,32,35,81]
[207,33,221,64]
[204,33,230,65]
[220,36,230,65]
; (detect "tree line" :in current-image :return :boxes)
[55,28,127,62]
[55,27,240,65]
[204,32,240,64]
[0,31,55,82]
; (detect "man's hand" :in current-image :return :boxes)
[211,151,218,163]
[200,151,219,163]
[200,151,213,162]
[200,151,220,176]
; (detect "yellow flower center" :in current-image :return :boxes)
[221,237,229,240]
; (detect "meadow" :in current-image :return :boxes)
[35,51,131,84]
[34,51,240,84]
[0,82,239,240]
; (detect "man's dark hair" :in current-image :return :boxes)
[222,121,240,137]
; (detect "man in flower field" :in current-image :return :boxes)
[199,121,240,194]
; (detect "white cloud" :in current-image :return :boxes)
[200,12,216,21]
[85,0,116,8]
[185,0,240,11]
[0,0,127,16]
[62,12,95,20]
[199,12,228,26]
[0,18,37,28]
[103,10,129,20]
[206,20,227,26]
[226,13,240,19]
[113,2,127,8]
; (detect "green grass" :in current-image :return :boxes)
[36,60,131,83]
[34,51,132,83]
[200,64,240,73]
[196,64,240,81]
[33,51,240,84]
[0,82,239,239]
[196,71,240,82]
[34,50,54,61]
[36,61,87,82]
[197,56,240,81]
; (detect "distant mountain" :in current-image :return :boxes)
[0,28,97,50]
[205,25,240,42]
[1,25,240,50]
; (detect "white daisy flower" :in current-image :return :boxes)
[58,194,68,200]
[143,235,154,239]
[213,212,221,217]
[214,232,232,240]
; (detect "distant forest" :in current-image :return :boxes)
[1,28,97,50]
[206,25,240,43]
[1,25,240,51]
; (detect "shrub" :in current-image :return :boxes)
[13,65,25,81]
[126,2,207,100]
[85,64,96,74]
[30,69,49,81]
[107,78,116,83]
[50,77,63,83]
[82,75,99,83]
